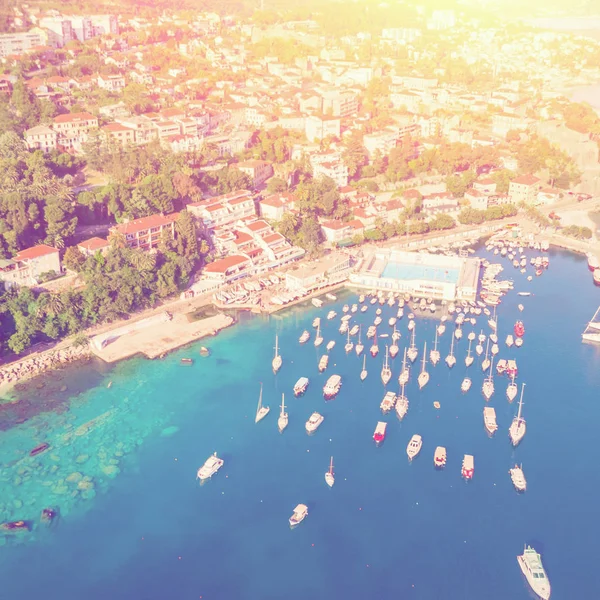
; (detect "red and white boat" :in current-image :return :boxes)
[514,321,525,338]
[462,454,474,480]
[506,359,518,377]
[496,359,507,375]
[588,253,599,271]
[373,421,387,444]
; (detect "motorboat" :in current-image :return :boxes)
[517,546,551,600]
[326,340,336,351]
[299,330,310,344]
[318,354,329,372]
[461,454,474,479]
[483,406,498,434]
[197,452,224,481]
[323,374,342,399]
[509,465,527,492]
[461,377,472,392]
[305,411,324,433]
[289,504,308,527]
[380,391,397,413]
[434,446,447,468]
[373,421,387,444]
[327,310,337,320]
[514,321,525,337]
[294,377,309,397]
[406,434,422,460]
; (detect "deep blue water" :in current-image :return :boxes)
[1,247,600,600]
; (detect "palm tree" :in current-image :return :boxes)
[36,293,65,317]
[129,249,156,271]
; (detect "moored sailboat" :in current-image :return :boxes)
[407,327,418,363]
[465,338,474,367]
[360,354,368,381]
[398,347,410,385]
[344,329,354,354]
[255,383,270,423]
[370,330,379,358]
[417,342,429,390]
[481,339,491,372]
[355,326,364,356]
[430,329,440,366]
[506,375,518,402]
[325,456,335,487]
[509,383,526,446]
[277,393,288,432]
[395,383,409,420]
[445,333,456,368]
[482,357,495,400]
[272,334,282,373]
[314,323,323,347]
[381,345,392,385]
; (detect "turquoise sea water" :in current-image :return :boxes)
[1,247,600,600]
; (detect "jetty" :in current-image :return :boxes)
[582,305,600,343]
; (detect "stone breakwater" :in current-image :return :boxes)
[0,344,91,390]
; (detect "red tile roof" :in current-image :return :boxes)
[15,244,58,261]
[246,220,270,232]
[112,213,178,235]
[78,237,109,251]
[322,220,348,230]
[54,112,96,124]
[204,254,250,274]
[102,123,132,133]
[262,232,284,245]
[511,174,540,186]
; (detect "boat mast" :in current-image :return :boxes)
[450,332,455,357]
[280,393,285,416]
[434,328,438,350]
[329,456,334,474]
[385,345,389,368]
[411,326,416,348]
[517,383,525,420]
[274,335,279,358]
[421,342,427,372]
[467,338,472,357]
[258,382,263,411]
[362,354,366,371]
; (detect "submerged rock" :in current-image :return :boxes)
[160,426,179,437]
[101,465,120,478]
[66,472,83,483]
[75,454,89,464]
[77,480,94,491]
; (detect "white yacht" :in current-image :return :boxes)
[323,374,342,399]
[506,334,514,347]
[272,335,282,373]
[326,340,336,351]
[197,452,224,481]
[430,329,440,366]
[349,324,359,336]
[467,331,476,342]
[406,434,423,460]
[483,406,498,434]
[506,376,518,403]
[325,457,335,488]
[398,347,410,385]
[366,325,376,339]
[461,377,471,392]
[312,317,321,328]
[380,390,397,413]
[299,330,310,344]
[381,345,392,385]
[491,343,499,356]
[277,393,288,432]
[454,326,463,340]
[517,546,551,600]
[437,322,446,336]
[510,465,527,492]
[294,377,309,397]
[360,354,368,381]
[395,384,409,420]
[482,359,495,400]
[314,323,323,347]
[509,383,527,446]
[418,342,429,390]
[445,334,456,368]
[255,383,270,423]
[481,340,491,372]
[327,310,336,320]
[475,342,484,356]
[305,411,324,433]
[389,340,399,359]
[289,504,308,527]
[392,325,401,342]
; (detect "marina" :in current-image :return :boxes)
[1,243,599,600]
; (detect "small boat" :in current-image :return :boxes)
[514,321,525,337]
[289,503,308,527]
[430,329,440,366]
[509,465,527,492]
[380,390,397,413]
[181,358,193,365]
[344,329,354,354]
[305,411,324,433]
[518,304,524,312]
[278,393,289,432]
[299,330,310,344]
[199,346,210,357]
[318,354,329,372]
[399,347,410,385]
[0,520,30,533]
[373,421,387,444]
[434,446,447,468]
[454,327,463,340]
[323,374,342,399]
[339,320,349,335]
[517,546,551,600]
[406,434,422,460]
[465,339,474,367]
[327,310,337,320]
[272,335,282,373]
[483,406,498,434]
[355,327,364,356]
[461,454,474,479]
[342,304,349,313]
[482,359,495,400]
[407,328,418,362]
[29,442,50,457]
[370,331,379,358]
[326,293,337,301]
[381,345,392,385]
[509,383,526,446]
[397,307,404,319]
[366,325,376,339]
[351,304,358,313]
[312,298,323,308]
[506,375,518,402]
[517,292,531,297]
[326,340,336,351]
[197,452,224,481]
[325,456,335,487]
[360,355,368,381]
[505,334,514,347]
[461,377,471,392]
[496,359,507,374]
[359,294,365,303]
[312,317,321,328]
[255,383,270,422]
[294,377,309,397]
[515,337,523,348]
[388,317,397,327]
[395,384,408,420]
[417,342,429,390]
[445,334,456,368]
[349,324,359,336]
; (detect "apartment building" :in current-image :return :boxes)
[305,115,341,143]
[235,160,273,189]
[363,130,397,158]
[188,190,256,229]
[0,245,61,288]
[109,213,178,251]
[0,30,45,57]
[52,112,98,135]
[24,125,58,152]
[101,123,136,147]
[508,174,541,205]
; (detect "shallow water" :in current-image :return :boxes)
[0,247,599,600]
